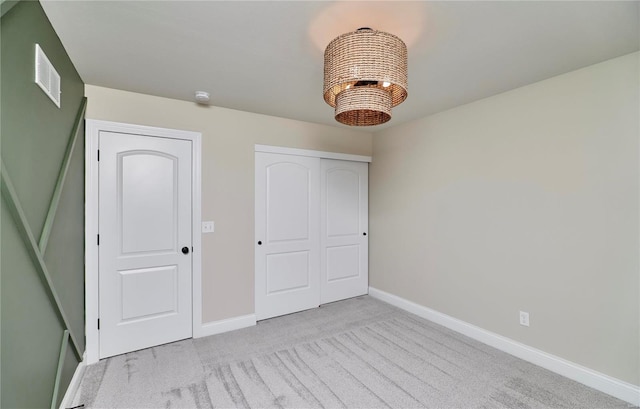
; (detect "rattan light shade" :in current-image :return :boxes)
[323,28,407,126]
[335,87,391,126]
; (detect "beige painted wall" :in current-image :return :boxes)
[84,85,372,322]
[370,52,639,385]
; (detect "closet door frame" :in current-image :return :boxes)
[254,145,371,164]
[254,145,371,320]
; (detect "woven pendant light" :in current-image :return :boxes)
[324,28,408,126]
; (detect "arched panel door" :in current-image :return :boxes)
[255,152,320,320]
[99,131,192,358]
[321,159,368,304]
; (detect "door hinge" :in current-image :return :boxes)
[97,319,100,330]
[97,234,100,245]
[97,150,100,161]
[192,246,194,253]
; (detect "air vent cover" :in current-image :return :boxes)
[35,44,61,108]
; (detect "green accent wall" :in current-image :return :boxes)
[1,1,86,408]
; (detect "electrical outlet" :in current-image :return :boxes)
[519,311,530,327]
[202,221,214,233]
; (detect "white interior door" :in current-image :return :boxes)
[321,159,368,304]
[255,152,320,320]
[99,131,192,358]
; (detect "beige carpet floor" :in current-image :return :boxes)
[69,296,633,408]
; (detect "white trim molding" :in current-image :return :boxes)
[255,144,372,163]
[197,314,257,338]
[368,287,640,407]
[85,119,202,363]
[58,353,86,409]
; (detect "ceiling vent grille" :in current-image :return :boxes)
[35,44,61,108]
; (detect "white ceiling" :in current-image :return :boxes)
[42,1,639,130]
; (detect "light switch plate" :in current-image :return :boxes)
[202,221,214,233]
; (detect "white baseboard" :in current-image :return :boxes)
[196,314,257,338]
[368,287,640,406]
[59,353,86,409]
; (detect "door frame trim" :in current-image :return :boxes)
[255,144,372,163]
[85,119,202,364]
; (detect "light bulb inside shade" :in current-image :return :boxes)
[382,81,391,88]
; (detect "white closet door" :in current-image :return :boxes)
[321,159,368,304]
[255,152,320,320]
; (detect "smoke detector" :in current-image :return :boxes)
[194,91,210,104]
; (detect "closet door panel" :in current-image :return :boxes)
[255,152,320,320]
[321,159,368,304]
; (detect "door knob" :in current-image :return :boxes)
[258,241,262,245]
[363,232,367,236]
[181,246,189,255]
